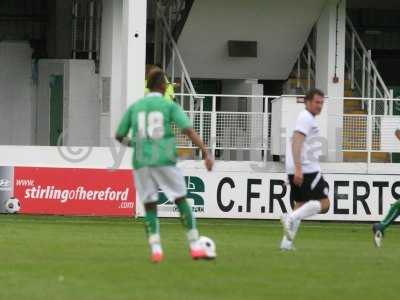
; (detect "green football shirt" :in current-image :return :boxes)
[116,92,192,169]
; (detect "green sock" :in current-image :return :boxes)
[176,199,196,231]
[380,201,400,231]
[144,208,159,237]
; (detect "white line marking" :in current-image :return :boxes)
[0,217,382,230]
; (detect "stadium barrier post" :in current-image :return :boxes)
[351,32,355,90]
[180,70,184,106]
[367,98,372,172]
[367,50,372,99]
[263,97,269,163]
[362,53,366,98]
[211,95,217,158]
[199,97,204,159]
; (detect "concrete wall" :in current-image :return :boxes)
[37,60,99,146]
[64,60,99,146]
[0,145,397,175]
[178,0,326,80]
[0,42,34,145]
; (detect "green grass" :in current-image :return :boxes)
[0,215,399,300]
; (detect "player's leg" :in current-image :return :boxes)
[175,197,211,259]
[280,176,303,249]
[175,197,198,244]
[174,197,206,258]
[290,173,330,222]
[143,201,164,263]
[134,168,164,263]
[280,202,303,250]
[290,197,329,222]
[372,200,400,247]
[281,175,307,242]
[282,198,329,242]
[154,166,211,260]
[282,172,330,242]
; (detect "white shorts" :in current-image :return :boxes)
[133,166,187,204]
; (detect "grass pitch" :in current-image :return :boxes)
[0,215,399,300]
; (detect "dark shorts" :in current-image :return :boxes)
[288,172,329,203]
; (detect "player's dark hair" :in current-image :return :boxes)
[147,70,166,91]
[305,89,325,101]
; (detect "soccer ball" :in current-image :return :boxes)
[5,197,21,214]
[198,236,217,259]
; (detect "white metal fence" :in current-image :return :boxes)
[174,94,273,161]
[175,94,400,164]
[175,111,269,151]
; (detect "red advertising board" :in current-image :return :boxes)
[13,167,136,217]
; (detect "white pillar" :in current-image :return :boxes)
[121,0,147,107]
[100,0,114,77]
[316,0,346,98]
[99,0,114,146]
[109,0,123,140]
[316,0,346,162]
[107,0,147,140]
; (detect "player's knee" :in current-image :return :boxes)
[174,197,186,205]
[392,200,400,208]
[320,198,330,213]
[145,202,157,212]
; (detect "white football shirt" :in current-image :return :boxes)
[286,109,322,174]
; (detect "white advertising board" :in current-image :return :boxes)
[137,170,400,222]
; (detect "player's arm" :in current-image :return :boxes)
[292,131,305,186]
[395,128,400,141]
[182,128,213,171]
[115,109,132,147]
[292,113,312,186]
[171,103,214,171]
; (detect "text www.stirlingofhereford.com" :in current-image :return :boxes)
[22,185,129,203]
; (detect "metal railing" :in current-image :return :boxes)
[338,97,400,164]
[175,94,274,162]
[72,0,102,61]
[291,42,316,92]
[288,17,392,116]
[345,17,393,114]
[156,2,201,111]
[174,93,400,165]
[157,0,192,38]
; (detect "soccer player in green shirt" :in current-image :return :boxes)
[116,70,214,263]
[372,128,400,247]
